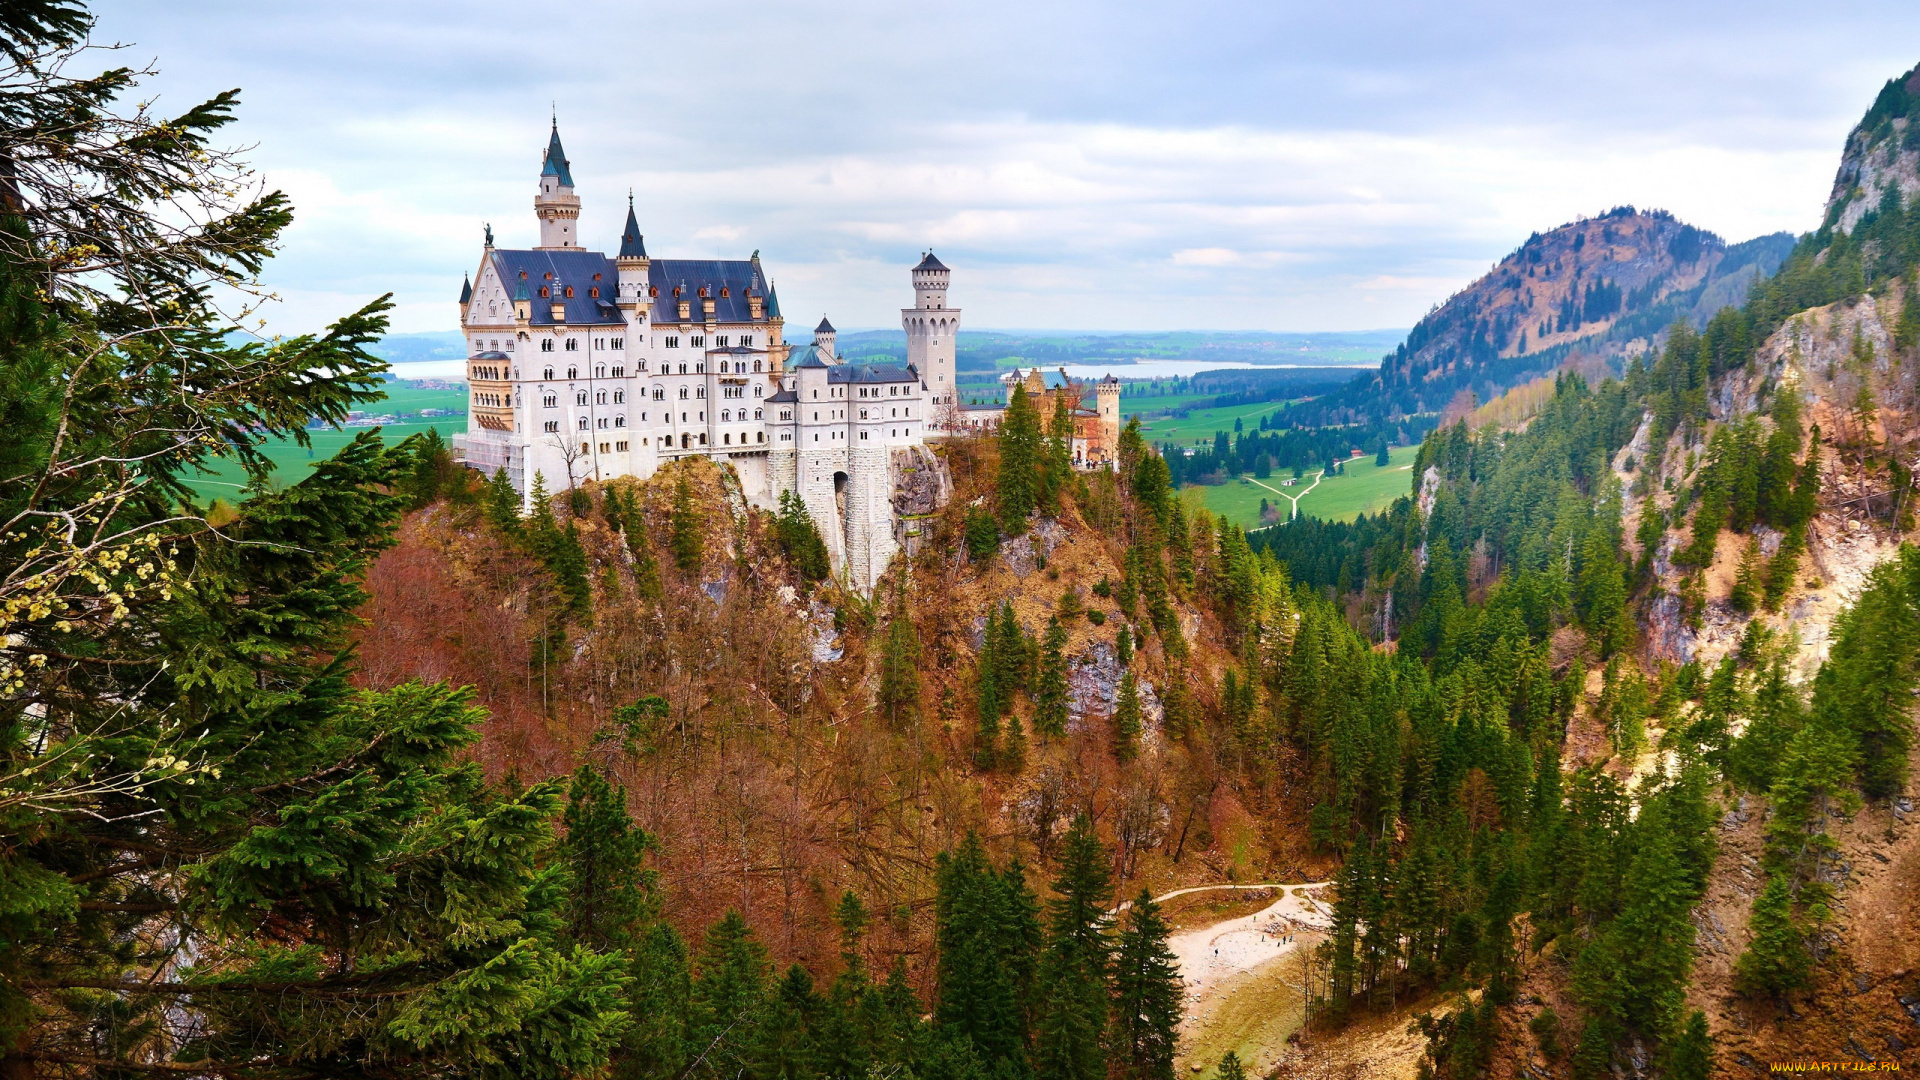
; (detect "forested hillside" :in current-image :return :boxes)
[5,3,1920,1077]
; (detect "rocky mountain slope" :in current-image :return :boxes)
[1825,62,1920,234]
[1328,210,1792,423]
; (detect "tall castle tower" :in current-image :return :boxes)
[1096,375,1122,455]
[902,253,959,424]
[534,123,581,249]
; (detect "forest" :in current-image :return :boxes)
[2,4,1917,1078]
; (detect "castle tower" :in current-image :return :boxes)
[534,123,581,249]
[1096,375,1122,461]
[615,196,650,308]
[902,253,959,424]
[814,316,837,361]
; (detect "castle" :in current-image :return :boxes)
[953,368,1124,467]
[454,124,953,590]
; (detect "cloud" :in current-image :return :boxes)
[83,0,1920,335]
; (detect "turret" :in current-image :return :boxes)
[616,196,649,307]
[1096,374,1122,460]
[458,273,472,323]
[534,122,581,249]
[902,253,960,424]
[814,316,837,361]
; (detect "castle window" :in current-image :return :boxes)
[616,440,628,452]
[678,364,686,374]
[665,336,679,348]
[611,338,623,349]
[654,387,664,401]
[578,418,589,431]
[757,432,764,443]
[541,339,554,352]
[692,336,705,348]
[724,434,732,445]
[565,338,579,351]
[595,390,607,405]
[613,390,624,404]
[542,393,557,408]
[612,366,624,378]
[742,336,753,347]
[679,387,688,399]
[598,417,608,429]
[505,341,514,352]
[596,364,605,377]
[544,420,558,433]
[754,408,763,420]
[576,391,588,405]
[781,410,791,421]
[753,385,761,397]
[543,367,554,380]
[615,415,625,428]
[753,359,762,372]
[699,434,707,445]
[567,367,578,379]
[717,336,729,348]
[721,410,730,422]
[695,363,705,374]
[812,390,818,399]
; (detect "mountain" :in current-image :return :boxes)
[1824,61,1920,234]
[1307,209,1793,422]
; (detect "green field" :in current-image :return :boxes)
[1187,444,1420,530]
[180,381,467,502]
[1136,400,1303,446]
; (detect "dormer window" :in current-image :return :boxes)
[544,272,553,281]
[588,287,599,298]
[720,287,729,297]
[539,287,549,298]
[650,286,659,297]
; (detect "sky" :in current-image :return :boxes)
[83,1,1920,336]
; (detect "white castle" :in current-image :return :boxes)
[455,124,954,590]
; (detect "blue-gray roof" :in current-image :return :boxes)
[766,387,797,403]
[791,344,830,369]
[459,274,472,303]
[541,125,574,187]
[915,252,948,271]
[815,316,835,333]
[488,249,625,326]
[829,362,918,384]
[619,203,646,259]
[649,259,771,323]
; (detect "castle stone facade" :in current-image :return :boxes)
[454,124,947,591]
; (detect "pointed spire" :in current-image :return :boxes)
[816,316,836,334]
[766,280,782,319]
[619,200,647,259]
[540,120,575,187]
[459,273,472,304]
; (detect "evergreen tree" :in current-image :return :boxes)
[1734,873,1811,1001]
[487,466,524,532]
[670,468,705,573]
[1033,815,1112,1080]
[1216,1051,1248,1080]
[1111,889,1181,1080]
[965,504,1002,561]
[0,14,629,1073]
[615,483,664,600]
[933,835,1034,1072]
[562,765,659,951]
[878,580,923,727]
[1113,670,1143,762]
[1042,392,1074,513]
[690,910,772,1080]
[1666,1011,1714,1080]
[1730,535,1761,613]
[1034,616,1071,737]
[776,488,833,584]
[999,384,1042,531]
[626,923,694,1078]
[1117,624,1134,668]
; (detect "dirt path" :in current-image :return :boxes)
[1156,883,1335,1076]
[1246,472,1324,521]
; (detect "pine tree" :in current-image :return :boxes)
[1042,392,1074,513]
[615,483,664,600]
[1734,873,1811,1001]
[1111,889,1181,1080]
[1216,1051,1248,1080]
[561,765,659,951]
[1117,624,1134,668]
[487,466,523,532]
[0,20,630,1072]
[1034,616,1071,737]
[1666,1011,1714,1080]
[877,580,923,728]
[626,922,694,1078]
[1113,670,1143,762]
[670,468,705,573]
[1033,815,1112,1080]
[776,488,832,584]
[999,383,1042,531]
[690,910,772,1080]
[965,503,1001,560]
[933,834,1032,1071]
[1730,535,1761,613]
[975,652,1002,770]
[1167,497,1194,588]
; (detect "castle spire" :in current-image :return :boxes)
[534,118,581,249]
[619,200,647,259]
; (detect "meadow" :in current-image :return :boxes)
[1186,444,1420,531]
